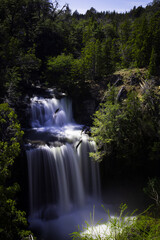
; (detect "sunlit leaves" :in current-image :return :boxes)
[91,85,160,172]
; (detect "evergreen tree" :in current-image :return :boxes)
[148,47,157,76]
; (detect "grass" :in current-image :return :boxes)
[114,68,148,82]
[70,203,160,240]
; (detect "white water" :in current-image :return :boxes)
[31,96,73,128]
[26,94,101,239]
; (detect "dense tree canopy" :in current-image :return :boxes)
[0,0,160,101]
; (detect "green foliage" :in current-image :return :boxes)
[148,47,157,76]
[71,204,160,240]
[132,17,151,68]
[47,52,98,96]
[90,86,120,161]
[81,39,105,80]
[0,0,67,99]
[81,20,115,80]
[0,103,32,240]
[149,10,160,61]
[18,46,42,86]
[4,67,22,103]
[0,0,160,99]
[144,178,160,208]
[47,53,76,91]
[121,212,160,240]
[91,84,160,173]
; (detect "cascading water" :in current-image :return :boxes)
[26,90,101,240]
[30,96,73,128]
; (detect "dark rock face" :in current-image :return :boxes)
[73,75,124,125]
[73,99,97,125]
[83,99,96,120]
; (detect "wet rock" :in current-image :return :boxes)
[25,140,46,146]
[47,141,64,147]
[83,99,96,116]
[24,129,59,145]
[73,99,96,125]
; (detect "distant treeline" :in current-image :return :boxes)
[0,0,160,101]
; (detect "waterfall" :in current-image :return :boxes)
[30,96,73,128]
[26,92,101,239]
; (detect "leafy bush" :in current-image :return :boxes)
[47,53,75,89]
[47,53,86,95]
[0,103,32,240]
[90,84,160,173]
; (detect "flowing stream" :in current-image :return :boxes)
[26,89,102,239]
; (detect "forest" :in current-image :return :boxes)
[0,0,160,239]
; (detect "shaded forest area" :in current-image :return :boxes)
[1,0,160,239]
[0,0,160,102]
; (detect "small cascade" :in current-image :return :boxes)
[30,96,73,128]
[77,139,101,198]
[26,90,101,239]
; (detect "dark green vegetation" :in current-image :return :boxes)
[0,0,160,102]
[0,103,31,239]
[0,0,160,239]
[91,83,160,175]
